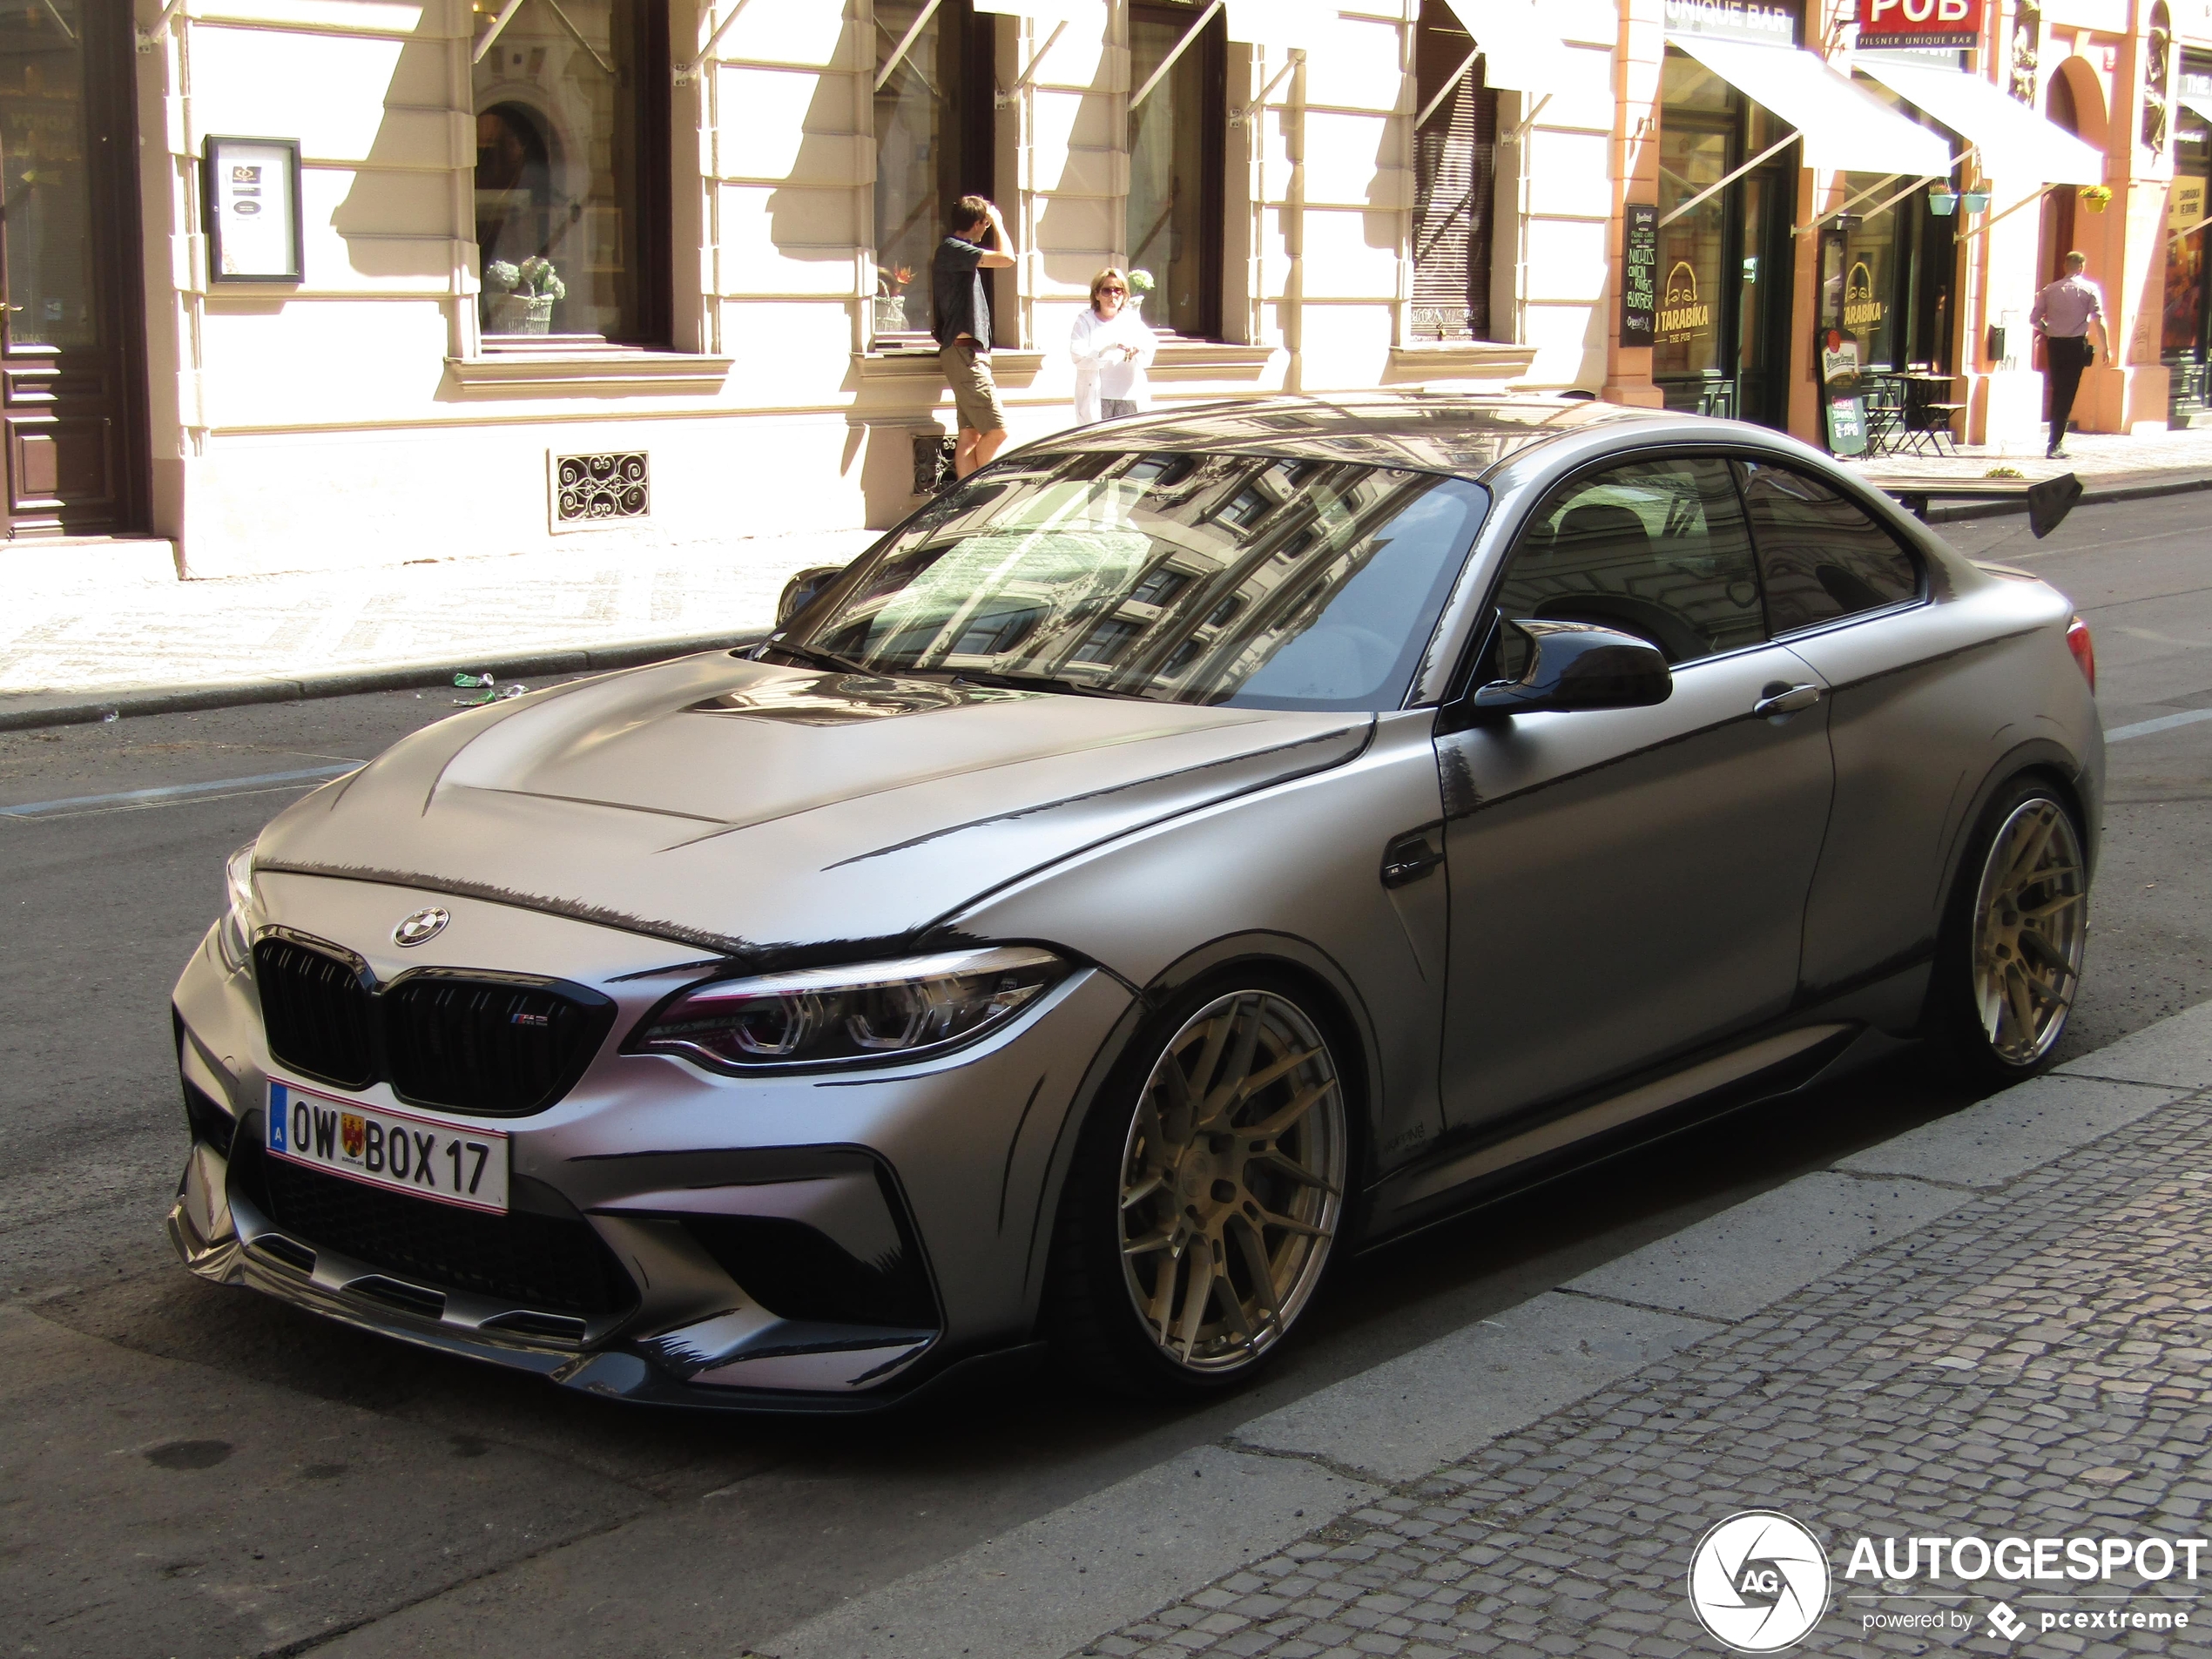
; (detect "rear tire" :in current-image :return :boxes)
[1043,978,1350,1398]
[1928,776,2088,1086]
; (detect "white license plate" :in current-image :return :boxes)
[266,1081,509,1214]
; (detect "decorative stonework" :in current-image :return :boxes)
[2010,1,2041,105]
[550,452,649,531]
[913,432,955,496]
[2145,3,2174,153]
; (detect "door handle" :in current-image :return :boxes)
[1380,826,1445,889]
[1754,682,1822,718]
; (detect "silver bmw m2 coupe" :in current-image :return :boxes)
[168,395,2101,1407]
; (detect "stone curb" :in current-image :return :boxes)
[747,999,2212,1659]
[0,630,770,732]
[1877,462,2212,525]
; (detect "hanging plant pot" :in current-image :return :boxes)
[1959,190,1991,214]
[2080,185,2113,213]
[1928,187,1959,216]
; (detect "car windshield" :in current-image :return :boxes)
[780,450,1488,711]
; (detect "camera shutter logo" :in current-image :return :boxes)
[1687,1511,1831,1652]
[393,907,449,948]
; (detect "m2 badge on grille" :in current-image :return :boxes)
[266,1081,509,1214]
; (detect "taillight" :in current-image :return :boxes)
[2066,614,2095,693]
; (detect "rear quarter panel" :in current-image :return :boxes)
[1783,566,2101,1015]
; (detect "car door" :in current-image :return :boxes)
[1730,458,1968,1005]
[1433,454,1836,1133]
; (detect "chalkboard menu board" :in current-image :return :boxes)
[1622,204,1656,346]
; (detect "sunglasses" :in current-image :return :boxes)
[1098,285,1127,294]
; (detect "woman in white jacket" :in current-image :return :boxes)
[1069,267,1157,424]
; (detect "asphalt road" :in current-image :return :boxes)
[2,494,2207,1659]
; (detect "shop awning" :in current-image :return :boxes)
[1855,59,2106,186]
[1440,0,1577,94]
[1671,35,1952,178]
[2175,91,2212,132]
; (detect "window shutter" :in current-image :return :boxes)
[1412,66,1497,341]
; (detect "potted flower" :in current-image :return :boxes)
[482,256,565,334]
[873,265,915,334]
[1126,267,1155,317]
[2080,184,2113,213]
[1928,185,1959,216]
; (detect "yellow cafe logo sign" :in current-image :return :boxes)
[1658,260,1710,339]
[1844,260,1885,329]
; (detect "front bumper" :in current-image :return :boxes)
[170,873,1132,1408]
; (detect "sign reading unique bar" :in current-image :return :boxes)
[1856,0,1982,51]
[1622,204,1658,345]
[203,137,303,282]
[1662,0,1798,47]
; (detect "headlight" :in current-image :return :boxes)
[217,842,257,970]
[630,946,1069,1073]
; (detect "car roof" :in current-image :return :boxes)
[1026,392,1673,480]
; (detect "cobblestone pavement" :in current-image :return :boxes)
[2,526,876,698]
[1082,1086,2212,1659]
[1847,426,2212,489]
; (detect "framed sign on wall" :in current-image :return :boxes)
[203,137,303,282]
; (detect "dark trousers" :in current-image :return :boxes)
[2046,334,2093,452]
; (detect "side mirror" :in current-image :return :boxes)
[1470,619,1673,716]
[776,563,848,628]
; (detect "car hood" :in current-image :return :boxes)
[256,652,1373,960]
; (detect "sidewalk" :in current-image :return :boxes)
[0,526,877,725]
[1845,424,2212,499]
[9,421,2212,732]
[747,1001,2212,1659]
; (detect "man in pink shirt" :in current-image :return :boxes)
[2029,251,2109,459]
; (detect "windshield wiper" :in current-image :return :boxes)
[758,641,884,677]
[949,668,1138,700]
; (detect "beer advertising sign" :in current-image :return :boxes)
[1857,0,1983,51]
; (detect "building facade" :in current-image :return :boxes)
[7,1,2203,577]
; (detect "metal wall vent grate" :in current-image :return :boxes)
[550,451,649,530]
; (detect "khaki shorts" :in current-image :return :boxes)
[940,340,1007,435]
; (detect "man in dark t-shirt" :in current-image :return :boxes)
[931,195,1018,478]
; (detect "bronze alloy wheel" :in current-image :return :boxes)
[1115,990,1346,1372]
[1969,796,2088,1068]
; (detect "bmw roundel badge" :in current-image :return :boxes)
[392,907,450,947]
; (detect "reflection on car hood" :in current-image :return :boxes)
[255,653,1374,959]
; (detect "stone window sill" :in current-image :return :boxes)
[444,350,735,395]
[1386,341,1539,382]
[854,348,1047,379]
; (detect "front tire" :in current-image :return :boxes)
[1929,777,2088,1084]
[1045,981,1350,1396]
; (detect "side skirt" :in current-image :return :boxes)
[1359,1019,1874,1248]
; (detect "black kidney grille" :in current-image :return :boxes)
[253,939,612,1118]
[383,977,608,1116]
[255,1148,636,1318]
[254,938,376,1089]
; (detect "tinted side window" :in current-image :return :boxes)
[1738,461,1922,634]
[1491,456,1766,666]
